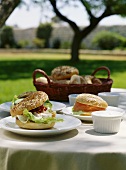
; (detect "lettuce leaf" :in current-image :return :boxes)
[72,107,84,115]
[11,95,23,108]
[23,109,63,124]
[11,95,18,106]
[72,110,91,116]
[72,111,85,115]
[43,100,52,110]
[72,107,89,115]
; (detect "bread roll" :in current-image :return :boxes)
[92,77,102,85]
[84,75,94,84]
[36,77,48,84]
[69,75,87,84]
[51,66,79,80]
[73,93,108,115]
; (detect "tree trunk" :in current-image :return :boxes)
[70,19,101,62]
[0,0,21,28]
[71,33,83,62]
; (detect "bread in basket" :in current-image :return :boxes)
[32,66,113,101]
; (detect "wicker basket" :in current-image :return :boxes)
[33,66,113,102]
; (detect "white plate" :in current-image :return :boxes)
[111,88,126,92]
[0,101,66,112]
[62,106,125,121]
[51,101,66,111]
[62,106,92,121]
[0,102,12,112]
[0,114,81,137]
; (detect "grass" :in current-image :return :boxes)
[0,50,126,104]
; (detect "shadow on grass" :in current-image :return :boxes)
[0,59,126,80]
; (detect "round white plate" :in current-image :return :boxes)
[51,101,66,111]
[0,101,66,112]
[62,106,125,121]
[62,106,92,121]
[0,114,81,137]
[0,102,12,112]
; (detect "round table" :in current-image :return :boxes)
[0,88,126,170]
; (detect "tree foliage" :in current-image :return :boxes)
[33,37,45,48]
[0,25,16,48]
[92,31,126,50]
[36,23,52,47]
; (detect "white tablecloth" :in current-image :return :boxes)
[0,114,126,170]
[1,88,126,170]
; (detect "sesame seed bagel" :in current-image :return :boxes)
[51,65,79,80]
[73,93,108,113]
[10,91,48,117]
[17,91,35,99]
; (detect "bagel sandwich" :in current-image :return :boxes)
[73,93,108,116]
[10,91,63,129]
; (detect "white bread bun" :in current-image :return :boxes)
[73,93,108,113]
[69,75,87,84]
[36,77,48,84]
[84,75,94,84]
[92,77,102,84]
[16,118,55,130]
[10,91,48,117]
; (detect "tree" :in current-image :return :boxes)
[0,25,16,48]
[47,0,126,61]
[33,37,45,48]
[0,0,126,61]
[92,31,126,50]
[36,23,52,48]
[0,0,21,28]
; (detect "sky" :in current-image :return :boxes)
[6,2,126,29]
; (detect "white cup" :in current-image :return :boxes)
[98,92,120,107]
[92,109,124,134]
[68,94,79,106]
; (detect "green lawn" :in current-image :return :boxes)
[0,51,126,104]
